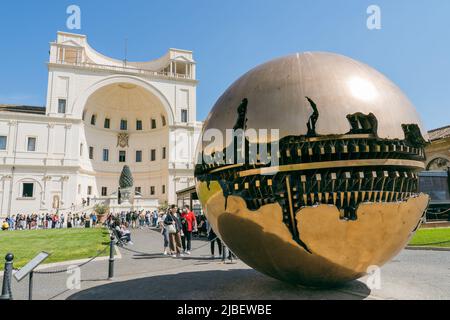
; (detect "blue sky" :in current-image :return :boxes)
[0,0,449,130]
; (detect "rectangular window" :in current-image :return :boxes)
[101,187,107,197]
[119,150,126,163]
[58,99,66,114]
[120,119,128,131]
[91,114,97,126]
[87,186,92,196]
[162,147,166,160]
[89,147,94,160]
[135,187,141,194]
[22,183,34,198]
[104,118,110,129]
[162,185,166,194]
[150,186,155,195]
[181,109,188,123]
[151,118,157,129]
[136,150,142,163]
[103,149,109,162]
[0,136,7,150]
[80,143,83,156]
[151,149,156,161]
[136,120,143,131]
[27,137,36,152]
[161,115,167,127]
[78,184,81,194]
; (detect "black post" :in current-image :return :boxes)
[222,245,227,263]
[0,253,14,300]
[108,235,115,280]
[28,272,33,300]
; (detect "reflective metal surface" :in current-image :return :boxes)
[197,181,428,286]
[195,52,430,286]
[201,52,427,146]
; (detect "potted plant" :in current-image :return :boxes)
[94,203,110,224]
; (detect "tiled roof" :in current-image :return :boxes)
[0,104,46,115]
[428,125,450,141]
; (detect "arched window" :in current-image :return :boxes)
[427,157,450,171]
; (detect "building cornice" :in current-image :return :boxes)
[47,63,199,85]
[0,111,82,124]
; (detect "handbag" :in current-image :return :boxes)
[166,224,177,234]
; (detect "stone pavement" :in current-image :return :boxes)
[2,228,450,300]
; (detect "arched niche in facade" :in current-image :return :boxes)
[71,75,175,126]
[426,157,450,171]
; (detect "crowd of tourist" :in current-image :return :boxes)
[1,204,227,260]
[1,212,99,231]
[106,204,222,258]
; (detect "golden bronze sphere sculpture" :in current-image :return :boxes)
[195,52,430,287]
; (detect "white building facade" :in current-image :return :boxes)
[0,32,202,217]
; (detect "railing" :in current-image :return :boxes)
[51,60,193,80]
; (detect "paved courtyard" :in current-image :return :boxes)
[1,228,449,300]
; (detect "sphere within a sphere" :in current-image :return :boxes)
[195,52,429,286]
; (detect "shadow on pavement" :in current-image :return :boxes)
[67,269,371,300]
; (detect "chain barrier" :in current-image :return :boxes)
[33,244,110,275]
[118,236,218,256]
[409,240,450,246]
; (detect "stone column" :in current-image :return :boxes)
[46,123,55,157]
[60,176,70,210]
[1,175,13,217]
[64,124,72,163]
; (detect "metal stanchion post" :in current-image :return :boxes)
[1,253,14,300]
[28,272,33,300]
[222,245,227,263]
[108,235,115,280]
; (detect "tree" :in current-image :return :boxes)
[119,165,134,188]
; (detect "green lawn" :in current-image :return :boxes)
[409,227,450,247]
[0,228,110,270]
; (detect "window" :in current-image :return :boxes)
[0,136,7,150]
[87,186,92,196]
[91,114,97,125]
[181,109,188,123]
[82,111,86,121]
[162,185,166,194]
[22,183,34,198]
[27,137,36,152]
[150,186,155,195]
[103,149,109,162]
[151,118,157,129]
[151,149,156,161]
[80,143,83,156]
[101,187,107,197]
[58,99,66,114]
[162,147,167,160]
[120,119,128,131]
[89,147,94,160]
[136,150,142,163]
[78,184,81,194]
[136,120,143,131]
[119,150,126,163]
[161,115,167,127]
[104,118,110,129]
[135,187,141,194]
